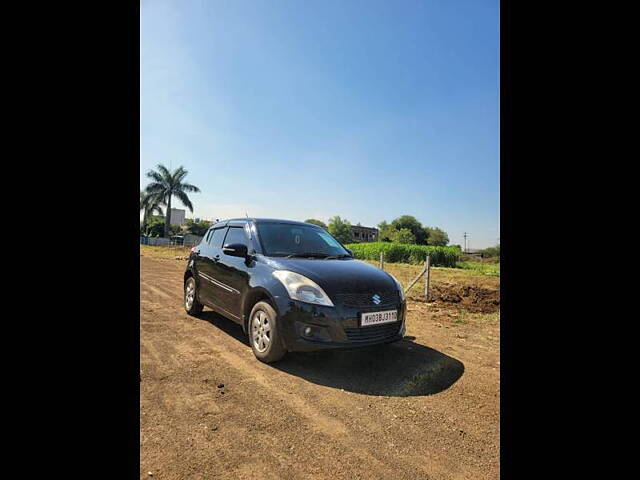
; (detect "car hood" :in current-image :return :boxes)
[261,257,398,295]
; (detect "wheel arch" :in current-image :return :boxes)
[183,270,201,300]
[242,287,279,333]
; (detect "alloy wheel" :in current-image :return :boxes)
[185,278,195,310]
[251,310,271,352]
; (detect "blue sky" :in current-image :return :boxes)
[140,0,499,249]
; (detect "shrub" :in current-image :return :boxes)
[145,216,166,237]
[391,228,416,244]
[424,226,449,246]
[479,245,500,258]
[345,242,461,267]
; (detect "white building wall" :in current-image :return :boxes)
[170,208,186,226]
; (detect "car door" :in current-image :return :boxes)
[191,228,212,304]
[215,225,253,320]
[194,226,226,307]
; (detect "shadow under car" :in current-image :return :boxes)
[198,311,464,397]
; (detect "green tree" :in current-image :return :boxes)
[305,219,327,230]
[391,215,427,244]
[391,227,416,244]
[145,164,201,237]
[424,226,449,246]
[140,190,165,234]
[185,219,212,237]
[377,220,395,242]
[146,216,166,237]
[328,216,353,244]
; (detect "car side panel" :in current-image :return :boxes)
[193,240,216,306]
[214,255,251,320]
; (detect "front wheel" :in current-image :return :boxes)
[184,276,204,315]
[249,301,286,363]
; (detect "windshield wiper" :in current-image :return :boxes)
[324,254,352,259]
[285,252,331,258]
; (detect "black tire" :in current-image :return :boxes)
[248,301,286,363]
[184,276,204,315]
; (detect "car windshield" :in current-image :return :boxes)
[256,223,351,258]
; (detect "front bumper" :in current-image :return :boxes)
[273,295,407,352]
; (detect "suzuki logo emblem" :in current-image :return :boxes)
[372,294,381,305]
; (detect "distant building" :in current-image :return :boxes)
[168,208,186,226]
[351,225,378,243]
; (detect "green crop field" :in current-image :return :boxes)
[345,242,461,267]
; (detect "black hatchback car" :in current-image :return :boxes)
[184,218,406,363]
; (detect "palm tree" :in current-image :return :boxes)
[140,190,165,234]
[145,164,201,237]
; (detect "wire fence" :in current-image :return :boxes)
[379,251,432,301]
[140,235,202,247]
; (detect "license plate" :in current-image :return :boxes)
[360,310,398,327]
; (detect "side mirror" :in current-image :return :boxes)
[222,243,248,258]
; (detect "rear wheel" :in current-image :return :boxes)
[184,276,204,315]
[249,301,286,363]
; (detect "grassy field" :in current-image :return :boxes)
[457,261,500,276]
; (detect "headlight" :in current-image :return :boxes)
[272,270,334,307]
[388,274,406,301]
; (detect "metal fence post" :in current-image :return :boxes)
[424,255,431,300]
[380,251,385,270]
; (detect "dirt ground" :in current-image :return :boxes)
[140,254,500,480]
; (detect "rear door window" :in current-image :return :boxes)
[208,228,227,248]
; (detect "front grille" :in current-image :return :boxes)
[344,322,402,343]
[334,291,399,308]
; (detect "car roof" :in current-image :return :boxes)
[211,218,318,229]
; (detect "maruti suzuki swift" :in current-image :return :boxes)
[184,218,407,363]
